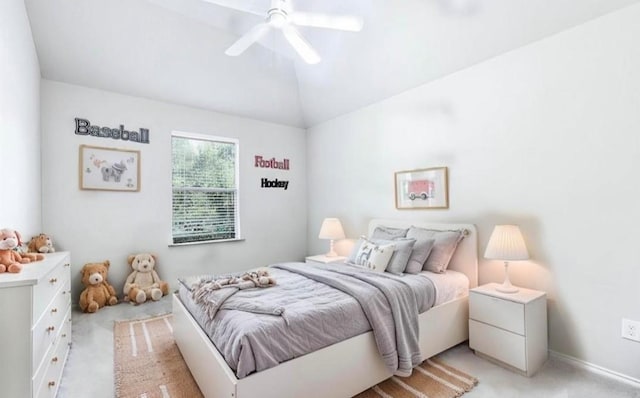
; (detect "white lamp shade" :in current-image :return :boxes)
[318,218,346,240]
[484,225,529,261]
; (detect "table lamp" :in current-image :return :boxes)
[484,224,529,293]
[318,218,346,257]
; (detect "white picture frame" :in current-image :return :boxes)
[394,167,448,209]
[79,145,140,192]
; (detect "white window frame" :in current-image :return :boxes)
[170,131,241,245]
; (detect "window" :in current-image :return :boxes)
[171,132,240,244]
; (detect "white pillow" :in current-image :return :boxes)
[352,240,396,272]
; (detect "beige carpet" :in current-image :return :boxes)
[115,313,477,398]
[114,314,203,398]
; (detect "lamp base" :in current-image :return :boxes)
[496,284,519,293]
[325,240,338,257]
[496,261,519,293]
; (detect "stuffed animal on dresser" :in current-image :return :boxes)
[0,228,44,273]
[123,253,169,304]
[27,233,56,253]
[79,260,119,313]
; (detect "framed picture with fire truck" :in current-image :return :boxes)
[394,167,449,209]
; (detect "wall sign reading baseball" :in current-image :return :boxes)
[75,118,150,144]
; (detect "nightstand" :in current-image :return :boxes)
[469,283,547,376]
[305,255,347,265]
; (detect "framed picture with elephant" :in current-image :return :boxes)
[79,144,140,191]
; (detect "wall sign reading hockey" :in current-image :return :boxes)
[75,118,150,144]
[255,155,290,190]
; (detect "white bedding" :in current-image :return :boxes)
[421,269,469,306]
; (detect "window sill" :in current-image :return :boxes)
[169,237,245,247]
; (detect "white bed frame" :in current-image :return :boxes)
[173,219,478,398]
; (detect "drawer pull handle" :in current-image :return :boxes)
[46,326,55,332]
[51,308,58,313]
[52,356,59,363]
[48,381,56,388]
[64,263,70,267]
[62,333,67,338]
[49,278,58,284]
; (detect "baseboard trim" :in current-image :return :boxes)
[549,350,640,388]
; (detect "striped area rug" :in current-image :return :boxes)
[114,314,203,398]
[115,313,477,398]
[354,357,478,398]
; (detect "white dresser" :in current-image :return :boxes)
[0,252,72,398]
[469,283,547,376]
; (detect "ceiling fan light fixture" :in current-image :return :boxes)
[207,0,361,64]
[267,9,288,29]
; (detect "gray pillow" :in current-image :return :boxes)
[370,226,409,240]
[404,237,436,274]
[407,227,464,273]
[372,238,416,274]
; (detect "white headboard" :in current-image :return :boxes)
[368,219,478,288]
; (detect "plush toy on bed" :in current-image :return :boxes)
[27,233,56,253]
[123,253,169,304]
[0,228,44,273]
[79,260,119,313]
[211,268,276,290]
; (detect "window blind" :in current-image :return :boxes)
[171,134,239,244]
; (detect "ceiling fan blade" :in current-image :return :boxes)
[290,12,363,32]
[281,25,321,64]
[201,0,264,17]
[225,23,270,56]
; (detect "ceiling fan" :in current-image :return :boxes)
[202,0,363,64]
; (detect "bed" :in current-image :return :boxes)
[173,219,478,398]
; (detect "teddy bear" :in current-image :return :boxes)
[79,260,119,313]
[123,253,169,304]
[0,228,44,273]
[27,233,56,253]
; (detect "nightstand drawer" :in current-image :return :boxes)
[470,291,524,335]
[469,319,526,371]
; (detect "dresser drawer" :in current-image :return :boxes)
[33,256,70,324]
[469,319,526,371]
[0,252,71,398]
[470,291,524,335]
[33,308,71,398]
[32,279,71,374]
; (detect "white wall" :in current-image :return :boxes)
[41,80,306,302]
[0,0,42,235]
[307,4,640,382]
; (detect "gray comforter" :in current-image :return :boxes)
[179,262,436,379]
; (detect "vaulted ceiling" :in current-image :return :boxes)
[25,0,640,128]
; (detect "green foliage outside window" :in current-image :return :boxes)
[172,135,239,244]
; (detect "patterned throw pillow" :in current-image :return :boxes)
[352,240,396,272]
